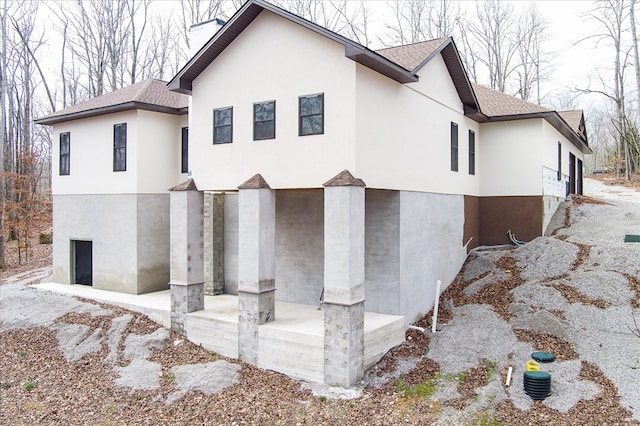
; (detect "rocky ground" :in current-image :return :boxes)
[1,181,639,425]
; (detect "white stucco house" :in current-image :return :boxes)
[36,0,590,387]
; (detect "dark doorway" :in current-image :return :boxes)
[73,240,93,286]
[577,158,583,195]
[569,153,576,194]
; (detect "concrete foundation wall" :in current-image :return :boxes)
[204,192,225,295]
[275,189,324,305]
[224,193,239,294]
[53,194,170,294]
[399,191,467,325]
[542,195,565,235]
[136,194,171,293]
[364,190,400,315]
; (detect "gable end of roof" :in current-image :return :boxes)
[168,0,418,94]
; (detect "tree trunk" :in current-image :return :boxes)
[0,0,7,269]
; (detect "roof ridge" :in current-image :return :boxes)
[375,37,448,53]
[133,79,155,102]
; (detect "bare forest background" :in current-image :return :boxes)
[1,0,640,270]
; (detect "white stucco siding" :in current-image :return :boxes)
[51,110,186,195]
[190,10,357,190]
[52,111,138,195]
[541,119,584,177]
[412,54,464,113]
[136,110,188,193]
[479,119,544,196]
[354,63,480,195]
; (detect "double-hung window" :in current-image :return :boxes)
[60,132,70,175]
[450,122,459,172]
[113,123,127,172]
[299,93,324,136]
[181,127,189,173]
[213,107,233,144]
[254,100,276,140]
[468,130,475,175]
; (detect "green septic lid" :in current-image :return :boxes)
[524,371,551,379]
[532,351,556,363]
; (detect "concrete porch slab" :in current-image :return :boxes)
[34,283,405,383]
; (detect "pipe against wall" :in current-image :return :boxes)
[432,280,441,333]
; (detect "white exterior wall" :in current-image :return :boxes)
[478,119,544,196]
[190,10,357,191]
[541,119,584,181]
[52,110,187,195]
[354,56,480,195]
[137,111,188,193]
[52,111,138,195]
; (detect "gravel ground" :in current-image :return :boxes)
[1,179,639,425]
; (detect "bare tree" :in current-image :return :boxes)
[382,0,459,46]
[144,13,181,81]
[0,0,8,268]
[461,0,520,93]
[515,3,551,103]
[179,0,226,52]
[271,0,372,47]
[631,0,640,117]
[578,0,631,179]
[128,0,151,84]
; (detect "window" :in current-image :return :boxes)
[113,123,127,172]
[450,122,458,172]
[60,132,70,175]
[181,127,189,173]
[213,107,233,144]
[254,100,276,140]
[299,93,324,136]
[468,130,475,175]
[557,142,562,180]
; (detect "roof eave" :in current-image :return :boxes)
[34,102,187,125]
[545,113,592,154]
[345,45,417,83]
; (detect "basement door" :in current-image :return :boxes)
[72,240,93,286]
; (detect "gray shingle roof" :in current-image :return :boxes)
[375,39,448,71]
[35,79,189,125]
[471,83,550,116]
[558,110,584,135]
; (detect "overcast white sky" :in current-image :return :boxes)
[41,0,616,115]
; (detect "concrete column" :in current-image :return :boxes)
[237,174,275,365]
[204,192,225,295]
[169,179,204,334]
[323,170,366,388]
